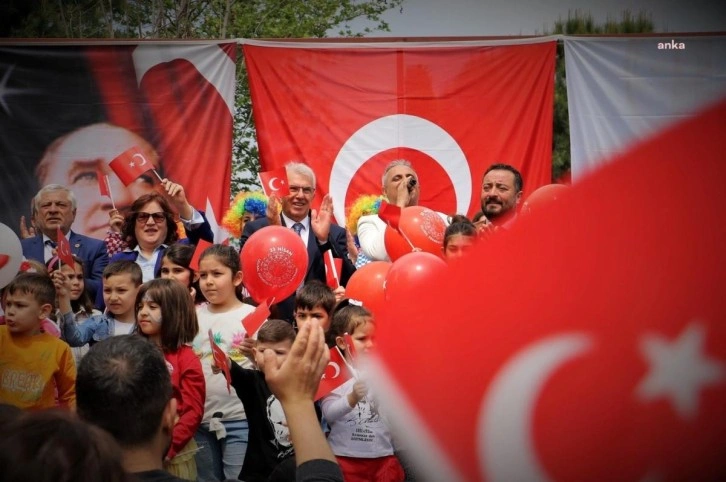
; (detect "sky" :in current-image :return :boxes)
[346,0,726,37]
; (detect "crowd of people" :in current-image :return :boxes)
[0,158,524,482]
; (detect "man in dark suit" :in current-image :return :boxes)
[240,162,355,323]
[21,184,108,301]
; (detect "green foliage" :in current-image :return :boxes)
[547,9,654,181]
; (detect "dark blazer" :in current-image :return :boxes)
[239,214,355,323]
[21,230,108,301]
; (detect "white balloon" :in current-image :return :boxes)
[478,334,592,482]
[0,223,23,289]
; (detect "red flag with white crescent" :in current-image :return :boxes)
[56,227,75,268]
[208,329,232,394]
[108,145,154,186]
[259,166,290,197]
[315,346,353,401]
[244,40,555,225]
[370,98,726,480]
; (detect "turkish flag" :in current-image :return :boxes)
[241,299,271,337]
[108,145,154,186]
[315,346,353,401]
[324,251,342,288]
[56,227,75,268]
[208,329,232,394]
[369,98,726,480]
[259,167,290,197]
[244,40,555,226]
[377,201,401,231]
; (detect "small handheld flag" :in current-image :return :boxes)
[259,167,290,197]
[208,329,231,394]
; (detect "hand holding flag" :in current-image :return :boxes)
[208,329,231,394]
[259,167,290,197]
[314,346,353,401]
[56,227,75,269]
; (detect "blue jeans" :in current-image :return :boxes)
[194,419,248,481]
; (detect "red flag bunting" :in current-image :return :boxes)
[242,299,271,337]
[189,239,213,273]
[56,227,75,268]
[108,145,154,186]
[315,346,353,401]
[208,329,231,394]
[259,167,290,197]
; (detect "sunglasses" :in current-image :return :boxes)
[135,212,168,224]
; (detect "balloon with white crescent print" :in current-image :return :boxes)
[478,334,592,482]
[329,114,472,226]
[132,153,148,166]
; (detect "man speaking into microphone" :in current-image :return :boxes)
[357,160,447,262]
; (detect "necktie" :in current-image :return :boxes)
[45,240,57,249]
[292,223,306,294]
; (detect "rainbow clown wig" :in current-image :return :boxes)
[222,191,268,237]
[346,194,385,235]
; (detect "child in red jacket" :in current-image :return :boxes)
[136,278,205,481]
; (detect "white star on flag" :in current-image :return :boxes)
[0,65,37,116]
[129,161,135,168]
[636,322,725,419]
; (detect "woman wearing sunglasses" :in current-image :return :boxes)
[107,180,213,282]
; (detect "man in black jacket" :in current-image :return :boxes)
[240,162,355,323]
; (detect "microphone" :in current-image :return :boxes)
[407,177,417,191]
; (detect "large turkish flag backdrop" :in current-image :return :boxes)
[243,39,555,225]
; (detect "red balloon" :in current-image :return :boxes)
[344,261,392,316]
[384,252,447,303]
[384,206,447,261]
[384,226,412,262]
[240,225,308,303]
[523,184,569,215]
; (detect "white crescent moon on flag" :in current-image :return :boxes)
[329,114,472,226]
[132,44,236,116]
[268,177,281,192]
[132,153,148,166]
[477,334,592,482]
[327,361,341,379]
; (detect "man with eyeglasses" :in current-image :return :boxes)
[20,184,109,301]
[240,162,355,323]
